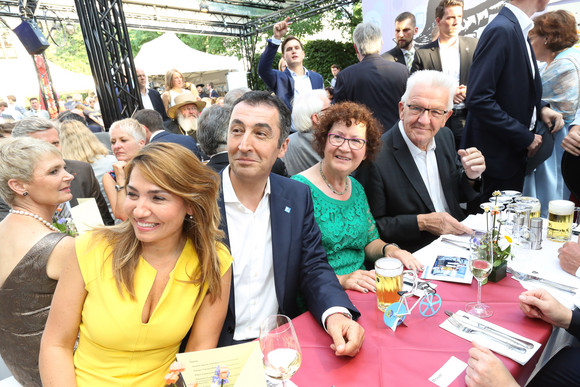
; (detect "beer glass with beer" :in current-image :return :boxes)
[547,200,575,242]
[515,196,541,220]
[375,258,403,312]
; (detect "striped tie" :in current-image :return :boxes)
[405,51,413,72]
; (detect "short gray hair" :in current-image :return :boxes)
[292,90,327,133]
[400,70,457,110]
[224,87,251,106]
[353,22,382,56]
[0,137,61,205]
[12,117,58,137]
[197,105,232,156]
[109,118,146,143]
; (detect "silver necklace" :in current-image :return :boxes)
[319,162,349,195]
[9,209,60,232]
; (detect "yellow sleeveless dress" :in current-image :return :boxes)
[73,232,232,386]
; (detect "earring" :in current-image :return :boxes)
[23,192,28,197]
[189,215,193,220]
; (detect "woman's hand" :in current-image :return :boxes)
[112,161,127,186]
[337,270,376,293]
[389,248,424,272]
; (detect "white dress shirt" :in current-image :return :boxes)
[140,89,154,110]
[222,167,279,340]
[439,38,460,83]
[399,122,450,213]
[505,3,537,130]
[271,37,313,101]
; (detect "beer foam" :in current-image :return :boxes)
[375,257,403,277]
[549,200,574,216]
[515,196,541,212]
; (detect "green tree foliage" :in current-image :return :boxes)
[44,28,91,75]
[304,40,357,86]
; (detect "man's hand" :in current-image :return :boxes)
[273,17,291,40]
[558,235,580,276]
[326,314,365,357]
[453,85,467,104]
[540,106,564,134]
[458,147,485,180]
[465,342,518,387]
[527,134,543,157]
[518,288,573,329]
[417,212,474,236]
[562,125,580,156]
[337,270,376,293]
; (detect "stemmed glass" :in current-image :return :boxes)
[259,314,302,386]
[465,234,494,318]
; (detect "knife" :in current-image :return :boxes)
[440,238,469,250]
[445,310,534,349]
[507,268,578,294]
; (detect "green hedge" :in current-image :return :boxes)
[248,39,358,90]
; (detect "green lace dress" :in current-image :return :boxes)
[292,175,379,275]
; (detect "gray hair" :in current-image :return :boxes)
[109,118,146,143]
[400,70,457,110]
[353,22,383,56]
[291,90,328,133]
[0,137,61,205]
[197,105,232,156]
[224,87,251,106]
[12,117,58,137]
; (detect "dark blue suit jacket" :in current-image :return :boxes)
[356,124,479,253]
[147,88,169,122]
[257,39,324,110]
[149,131,202,159]
[217,172,359,346]
[462,6,544,180]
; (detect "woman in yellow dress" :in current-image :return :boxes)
[39,142,232,386]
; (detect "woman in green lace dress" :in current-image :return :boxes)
[292,102,423,293]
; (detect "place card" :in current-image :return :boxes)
[428,356,467,387]
[70,198,104,234]
[176,341,267,387]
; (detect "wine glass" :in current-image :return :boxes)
[259,314,302,386]
[465,234,494,318]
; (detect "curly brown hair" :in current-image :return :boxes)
[531,10,578,52]
[313,101,382,161]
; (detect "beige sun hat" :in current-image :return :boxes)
[167,92,206,119]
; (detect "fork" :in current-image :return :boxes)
[446,316,527,353]
[507,268,578,294]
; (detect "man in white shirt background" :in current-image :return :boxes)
[136,68,168,121]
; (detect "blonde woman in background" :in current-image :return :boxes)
[161,69,198,113]
[59,120,116,219]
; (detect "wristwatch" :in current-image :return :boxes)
[115,184,124,192]
[382,243,400,257]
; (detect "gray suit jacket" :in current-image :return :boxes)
[412,36,478,85]
[355,124,480,253]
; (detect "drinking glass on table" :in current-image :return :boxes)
[465,234,493,318]
[259,314,302,386]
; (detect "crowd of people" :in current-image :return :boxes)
[1,0,580,386]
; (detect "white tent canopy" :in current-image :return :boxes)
[134,32,244,76]
[1,30,96,102]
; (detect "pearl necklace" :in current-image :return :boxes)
[9,209,60,232]
[319,162,349,195]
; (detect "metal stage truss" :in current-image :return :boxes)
[0,0,356,124]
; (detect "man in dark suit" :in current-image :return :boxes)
[216,91,364,356]
[412,0,477,150]
[462,0,562,202]
[133,109,202,159]
[10,117,114,225]
[357,70,484,252]
[257,17,324,111]
[136,68,168,121]
[334,22,408,132]
[381,12,419,72]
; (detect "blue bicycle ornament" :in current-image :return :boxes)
[383,271,442,331]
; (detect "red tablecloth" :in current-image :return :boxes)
[291,276,552,387]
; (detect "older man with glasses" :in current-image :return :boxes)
[356,70,485,253]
